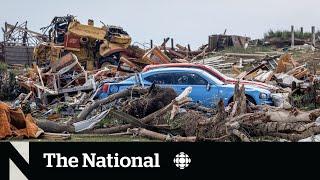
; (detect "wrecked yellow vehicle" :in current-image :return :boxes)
[34,15,131,70]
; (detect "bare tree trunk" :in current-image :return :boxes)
[76,87,147,122]
[36,120,75,133]
[231,81,247,117]
[268,126,320,141]
[128,128,196,142]
[198,99,225,126]
[232,129,250,142]
[86,87,192,134]
[309,109,320,121]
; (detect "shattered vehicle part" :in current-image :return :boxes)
[73,109,110,132]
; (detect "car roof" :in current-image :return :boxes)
[143,63,209,72]
[144,63,199,69]
[144,66,208,74]
[143,63,228,81]
[143,67,224,84]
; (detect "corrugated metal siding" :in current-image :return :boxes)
[4,46,34,65]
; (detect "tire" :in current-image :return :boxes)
[98,52,120,68]
[245,95,256,105]
[228,95,256,105]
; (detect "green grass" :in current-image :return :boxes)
[264,30,319,40]
[291,94,319,111]
[5,134,158,142]
[0,61,7,73]
[69,134,157,142]
[291,51,304,60]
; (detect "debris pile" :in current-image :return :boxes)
[234,53,310,86]
[33,15,204,74]
[3,48,320,142]
[2,16,320,142]
[17,53,97,102]
[171,83,320,142]
[52,82,320,142]
[0,102,43,139]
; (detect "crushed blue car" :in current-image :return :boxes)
[96,67,273,107]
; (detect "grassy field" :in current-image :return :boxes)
[69,134,157,142]
[4,134,158,142]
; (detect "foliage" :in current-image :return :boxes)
[0,61,7,74]
[0,68,20,101]
[264,29,319,40]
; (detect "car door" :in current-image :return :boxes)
[143,71,219,107]
[171,72,219,108]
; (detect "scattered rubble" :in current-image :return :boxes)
[0,102,43,139]
[1,16,320,142]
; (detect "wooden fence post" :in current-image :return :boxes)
[291,25,295,47]
[312,26,316,47]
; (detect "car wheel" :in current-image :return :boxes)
[245,95,256,105]
[228,95,256,105]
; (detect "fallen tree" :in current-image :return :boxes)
[168,82,320,142]
[36,120,75,133]
[32,82,320,142]
[85,86,192,134]
[76,87,147,122]
[128,128,196,142]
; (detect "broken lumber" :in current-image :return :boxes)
[225,53,266,58]
[232,129,250,142]
[40,132,71,140]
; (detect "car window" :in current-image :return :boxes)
[144,73,173,84]
[172,72,207,85]
[200,70,224,85]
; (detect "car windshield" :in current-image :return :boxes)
[100,75,134,84]
[200,70,224,85]
[123,76,136,83]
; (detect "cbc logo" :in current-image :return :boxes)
[173,152,191,169]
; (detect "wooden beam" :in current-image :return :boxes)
[312,26,316,47]
[171,38,174,50]
[291,25,295,47]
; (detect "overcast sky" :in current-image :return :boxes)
[1,0,319,48]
